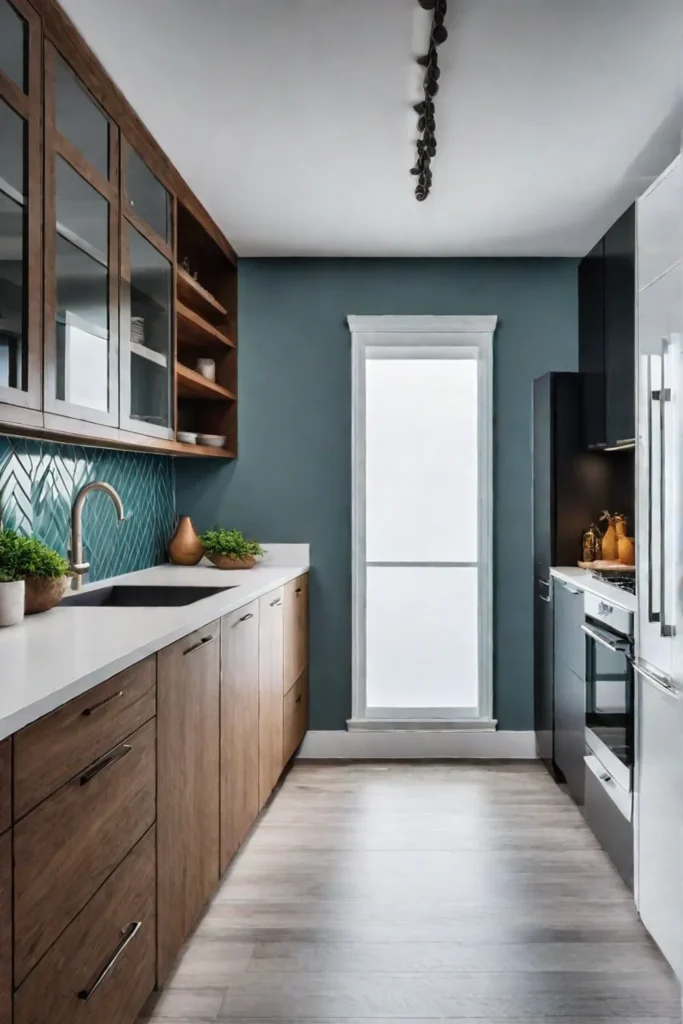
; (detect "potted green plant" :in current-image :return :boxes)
[199,528,264,570]
[14,536,70,614]
[0,529,25,627]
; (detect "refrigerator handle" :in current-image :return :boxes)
[659,336,674,638]
[647,354,659,624]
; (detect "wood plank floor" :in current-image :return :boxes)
[140,762,680,1022]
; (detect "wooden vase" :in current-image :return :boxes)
[601,516,618,561]
[615,516,635,566]
[24,575,69,615]
[206,552,256,570]
[168,516,204,566]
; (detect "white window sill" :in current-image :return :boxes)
[347,717,497,733]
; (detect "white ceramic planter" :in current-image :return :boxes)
[0,579,25,627]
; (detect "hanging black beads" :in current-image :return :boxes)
[412,0,448,201]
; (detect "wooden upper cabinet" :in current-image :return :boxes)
[42,42,120,428]
[0,0,42,421]
[258,588,285,808]
[220,601,260,873]
[120,140,175,441]
[284,574,309,694]
[157,622,220,983]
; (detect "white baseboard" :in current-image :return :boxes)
[296,729,537,760]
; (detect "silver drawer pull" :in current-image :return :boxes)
[77,921,142,1000]
[80,743,132,786]
[183,635,216,656]
[631,660,678,696]
[81,690,124,717]
[270,597,282,607]
[580,623,629,654]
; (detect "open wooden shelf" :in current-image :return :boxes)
[177,362,236,401]
[177,301,234,351]
[176,267,228,320]
[171,440,235,458]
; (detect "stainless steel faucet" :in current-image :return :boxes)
[70,482,125,590]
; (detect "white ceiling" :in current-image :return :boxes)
[60,0,683,257]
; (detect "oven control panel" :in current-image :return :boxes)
[584,591,633,637]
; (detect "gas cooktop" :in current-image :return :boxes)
[591,570,636,596]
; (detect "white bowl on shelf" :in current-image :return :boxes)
[197,434,227,448]
[177,431,198,445]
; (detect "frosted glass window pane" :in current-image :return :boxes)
[365,358,478,562]
[366,566,478,709]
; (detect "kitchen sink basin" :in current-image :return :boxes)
[61,585,235,608]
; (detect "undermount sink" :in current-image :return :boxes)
[61,585,235,608]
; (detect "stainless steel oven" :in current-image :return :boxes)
[582,592,634,798]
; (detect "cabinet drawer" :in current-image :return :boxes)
[14,717,156,985]
[14,656,156,820]
[284,574,309,694]
[283,668,308,764]
[553,579,585,681]
[15,826,156,1024]
[0,739,10,835]
[0,832,10,1024]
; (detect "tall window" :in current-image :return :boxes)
[349,316,496,726]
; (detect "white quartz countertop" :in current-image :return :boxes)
[0,546,309,741]
[550,566,636,613]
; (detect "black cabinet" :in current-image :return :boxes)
[604,205,636,448]
[553,578,585,805]
[578,240,605,450]
[534,581,554,771]
[578,205,635,451]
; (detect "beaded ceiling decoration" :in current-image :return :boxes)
[411,0,448,201]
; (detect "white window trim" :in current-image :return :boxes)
[348,314,497,732]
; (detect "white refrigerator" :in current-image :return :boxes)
[634,153,683,980]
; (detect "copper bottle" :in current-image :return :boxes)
[168,516,204,566]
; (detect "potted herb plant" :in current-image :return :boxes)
[0,529,25,627]
[199,528,264,570]
[14,536,70,615]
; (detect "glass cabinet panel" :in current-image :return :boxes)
[127,223,172,430]
[55,157,110,412]
[0,0,27,92]
[54,53,109,178]
[0,97,26,392]
[126,146,171,243]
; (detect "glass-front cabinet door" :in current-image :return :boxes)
[120,140,174,438]
[0,0,41,417]
[43,44,119,427]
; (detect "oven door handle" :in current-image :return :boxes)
[581,623,630,654]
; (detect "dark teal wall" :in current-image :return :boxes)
[0,437,175,581]
[175,258,579,731]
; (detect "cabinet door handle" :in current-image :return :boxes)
[580,624,629,654]
[563,584,581,595]
[80,743,132,786]
[294,587,303,595]
[658,336,675,638]
[77,921,142,1000]
[183,635,216,656]
[615,438,636,446]
[81,690,124,717]
[631,659,678,697]
[295,695,302,705]
[539,593,551,604]
[236,612,254,624]
[270,597,282,607]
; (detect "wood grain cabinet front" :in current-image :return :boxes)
[220,601,260,874]
[0,739,10,836]
[283,574,309,694]
[14,826,156,1024]
[14,717,156,985]
[258,589,284,809]
[157,622,220,983]
[283,668,309,765]
[14,656,156,820]
[0,831,10,1024]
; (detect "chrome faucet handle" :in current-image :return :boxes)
[71,562,90,575]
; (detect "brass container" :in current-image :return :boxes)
[168,516,204,566]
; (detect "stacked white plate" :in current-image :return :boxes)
[197,434,226,448]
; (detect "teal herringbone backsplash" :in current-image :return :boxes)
[0,437,175,583]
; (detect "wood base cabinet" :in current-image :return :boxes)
[258,589,285,809]
[157,622,220,982]
[220,601,260,873]
[0,831,10,1024]
[284,668,309,764]
[14,827,156,1024]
